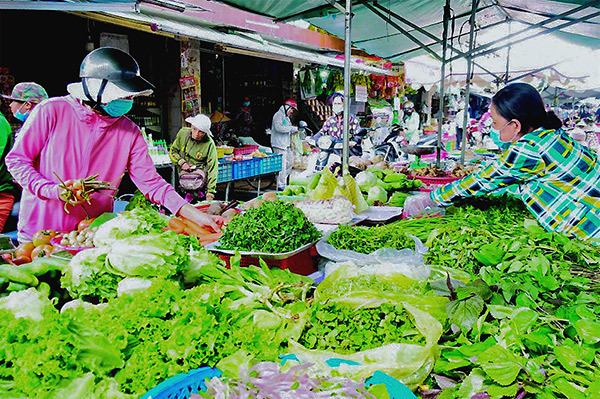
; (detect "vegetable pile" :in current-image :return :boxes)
[1,192,599,399]
[327,221,423,254]
[217,200,321,253]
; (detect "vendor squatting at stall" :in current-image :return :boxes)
[5,47,220,242]
[404,83,600,241]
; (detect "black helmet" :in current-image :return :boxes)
[80,47,154,104]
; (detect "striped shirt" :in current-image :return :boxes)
[431,128,600,241]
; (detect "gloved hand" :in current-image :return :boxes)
[402,193,437,218]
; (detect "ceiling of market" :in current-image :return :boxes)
[217,0,600,61]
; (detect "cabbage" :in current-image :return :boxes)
[355,171,378,192]
[0,288,54,321]
[117,278,153,296]
[93,208,168,247]
[61,248,120,301]
[105,231,188,279]
[367,186,388,205]
[183,247,226,284]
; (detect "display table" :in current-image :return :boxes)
[217,154,282,200]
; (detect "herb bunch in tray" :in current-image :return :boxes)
[217,200,322,253]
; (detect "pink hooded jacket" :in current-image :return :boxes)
[6,95,187,241]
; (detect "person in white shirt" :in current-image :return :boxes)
[270,99,298,190]
[402,101,421,144]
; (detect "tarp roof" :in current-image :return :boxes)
[402,20,600,90]
[76,4,395,75]
[217,0,600,60]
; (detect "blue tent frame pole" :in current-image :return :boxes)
[342,0,352,173]
[436,0,451,168]
[460,0,480,165]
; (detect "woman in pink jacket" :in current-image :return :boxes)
[6,47,219,242]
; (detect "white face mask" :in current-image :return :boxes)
[332,103,344,115]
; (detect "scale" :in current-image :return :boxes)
[400,145,436,169]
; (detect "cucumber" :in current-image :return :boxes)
[37,282,51,297]
[21,259,51,276]
[6,282,29,292]
[0,264,39,286]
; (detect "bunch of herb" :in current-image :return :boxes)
[327,218,437,254]
[218,201,321,253]
[421,219,600,398]
[299,302,425,354]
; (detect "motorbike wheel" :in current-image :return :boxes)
[373,145,397,162]
[246,174,276,191]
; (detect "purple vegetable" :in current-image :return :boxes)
[204,361,376,398]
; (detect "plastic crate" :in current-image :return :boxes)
[259,153,283,174]
[217,244,318,276]
[141,367,221,399]
[232,158,261,179]
[216,146,234,158]
[233,145,259,156]
[217,160,233,183]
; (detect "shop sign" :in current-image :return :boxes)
[355,85,367,103]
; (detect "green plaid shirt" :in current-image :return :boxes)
[431,128,600,241]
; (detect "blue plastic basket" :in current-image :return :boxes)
[259,153,283,175]
[232,158,261,179]
[140,367,222,399]
[217,160,233,183]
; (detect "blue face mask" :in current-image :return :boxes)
[489,121,514,151]
[101,99,133,118]
[242,102,250,107]
[14,103,29,122]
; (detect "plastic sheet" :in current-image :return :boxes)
[316,233,430,281]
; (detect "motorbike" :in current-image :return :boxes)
[372,124,438,162]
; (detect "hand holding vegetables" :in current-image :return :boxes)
[178,203,222,233]
[55,173,119,214]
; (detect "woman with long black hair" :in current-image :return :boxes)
[404,82,600,241]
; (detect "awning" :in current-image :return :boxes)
[216,0,600,61]
[77,5,395,75]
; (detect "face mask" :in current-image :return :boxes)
[332,103,344,115]
[242,102,250,107]
[490,121,516,150]
[101,98,133,118]
[14,103,29,122]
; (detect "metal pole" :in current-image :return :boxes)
[222,56,226,112]
[504,21,511,84]
[342,0,352,173]
[436,0,451,168]
[460,0,480,165]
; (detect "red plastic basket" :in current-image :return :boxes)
[233,145,259,156]
[217,245,318,276]
[407,173,461,186]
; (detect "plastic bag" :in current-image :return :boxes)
[316,233,430,281]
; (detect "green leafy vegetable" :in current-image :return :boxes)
[218,201,321,253]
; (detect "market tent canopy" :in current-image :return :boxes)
[218,0,600,61]
[402,21,600,90]
[72,6,394,75]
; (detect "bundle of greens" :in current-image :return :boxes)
[327,218,435,254]
[300,302,425,353]
[217,200,321,253]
